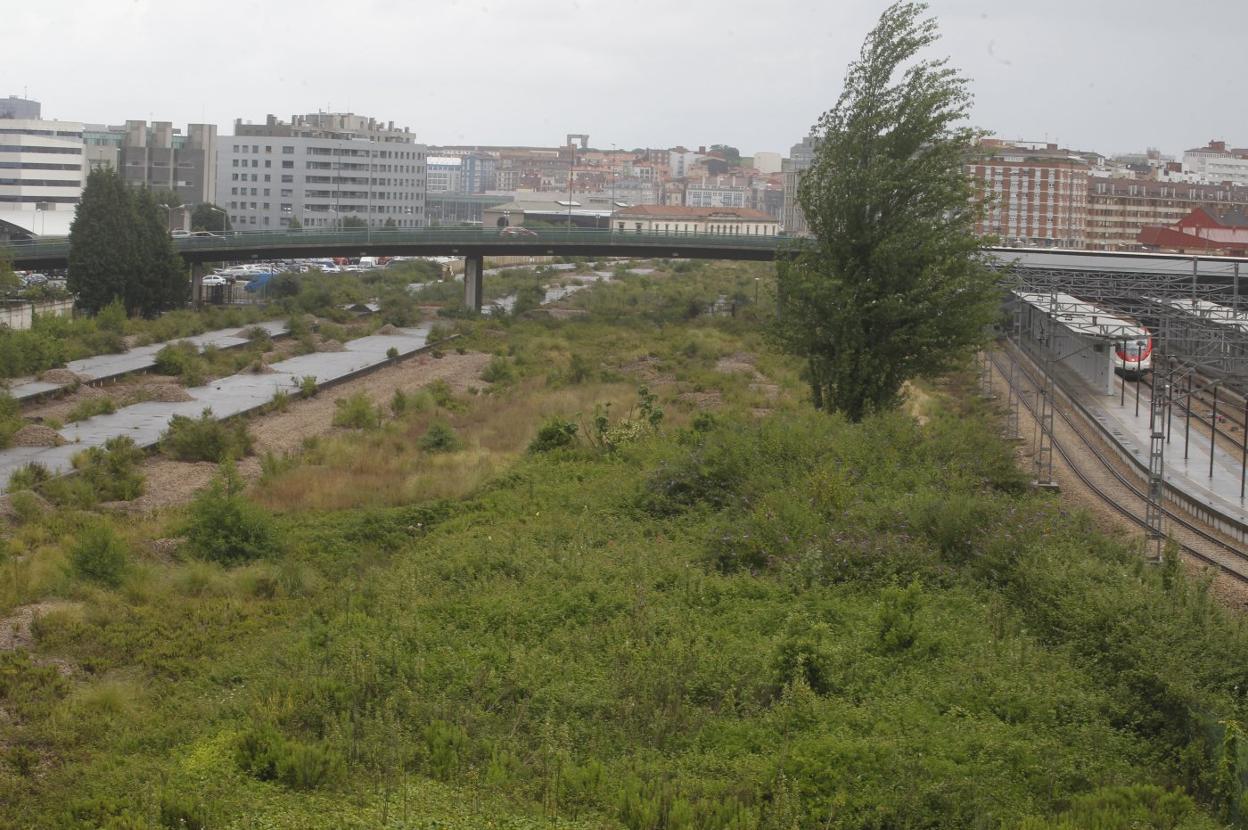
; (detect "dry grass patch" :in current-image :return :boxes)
[255,380,638,512]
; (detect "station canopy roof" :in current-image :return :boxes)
[1015,291,1149,340]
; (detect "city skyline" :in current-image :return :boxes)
[6,0,1246,158]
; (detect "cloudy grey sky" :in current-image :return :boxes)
[7,0,1246,158]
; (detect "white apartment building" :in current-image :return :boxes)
[685,178,748,208]
[216,112,427,230]
[426,157,463,193]
[1183,141,1248,186]
[0,118,85,238]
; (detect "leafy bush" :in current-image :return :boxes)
[153,341,200,376]
[386,346,399,360]
[528,417,578,453]
[69,522,128,587]
[420,421,461,453]
[481,355,515,384]
[71,436,145,502]
[298,375,318,399]
[332,392,382,430]
[8,490,44,524]
[7,462,51,492]
[181,461,278,565]
[66,396,117,423]
[426,379,461,410]
[161,409,253,462]
[0,392,20,448]
[235,722,346,791]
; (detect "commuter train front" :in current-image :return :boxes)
[1115,334,1153,378]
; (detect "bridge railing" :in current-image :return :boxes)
[3,226,794,264]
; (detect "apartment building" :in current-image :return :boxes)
[0,111,84,238]
[782,134,819,235]
[1086,178,1248,250]
[685,177,749,208]
[84,120,218,207]
[217,112,426,229]
[426,157,463,193]
[969,141,1090,247]
[1183,140,1248,187]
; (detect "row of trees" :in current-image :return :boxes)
[68,169,188,316]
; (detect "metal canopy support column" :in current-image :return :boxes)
[464,254,484,313]
[1006,293,1022,439]
[1145,380,1168,563]
[1034,292,1058,489]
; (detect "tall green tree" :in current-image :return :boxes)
[773,1,999,421]
[132,187,188,315]
[190,203,231,232]
[341,215,367,229]
[0,248,20,295]
[68,168,139,314]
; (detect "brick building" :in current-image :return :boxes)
[968,141,1090,247]
[1086,179,1248,250]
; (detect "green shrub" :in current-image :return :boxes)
[235,722,345,791]
[298,375,318,399]
[71,436,145,501]
[263,390,291,414]
[332,392,382,430]
[66,396,117,423]
[182,461,278,565]
[528,417,578,453]
[481,355,515,384]
[7,462,51,492]
[161,409,253,462]
[69,522,128,587]
[8,490,44,524]
[420,421,461,453]
[386,346,399,360]
[0,391,21,449]
[153,341,199,376]
[426,378,461,410]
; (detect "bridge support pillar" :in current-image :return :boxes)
[464,253,484,313]
[190,262,206,308]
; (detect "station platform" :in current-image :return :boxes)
[1017,342,1248,535]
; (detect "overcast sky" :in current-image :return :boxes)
[7,0,1246,158]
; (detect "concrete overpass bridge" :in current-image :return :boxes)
[6,227,1247,312]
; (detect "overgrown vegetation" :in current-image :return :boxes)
[2,259,1247,829]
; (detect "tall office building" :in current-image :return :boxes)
[0,95,41,120]
[782,134,819,235]
[0,104,84,239]
[216,112,427,229]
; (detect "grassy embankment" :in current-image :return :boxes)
[2,259,1248,828]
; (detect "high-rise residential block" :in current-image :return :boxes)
[216,112,427,229]
[968,140,1090,247]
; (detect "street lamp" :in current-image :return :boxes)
[206,204,229,234]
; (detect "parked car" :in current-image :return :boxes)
[170,229,191,238]
[201,274,228,287]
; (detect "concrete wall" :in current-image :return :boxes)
[1023,303,1116,395]
[0,299,73,331]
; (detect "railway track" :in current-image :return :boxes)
[991,347,1248,583]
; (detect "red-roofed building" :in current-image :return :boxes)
[1137,206,1248,255]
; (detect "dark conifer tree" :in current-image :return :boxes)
[68,169,138,314]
